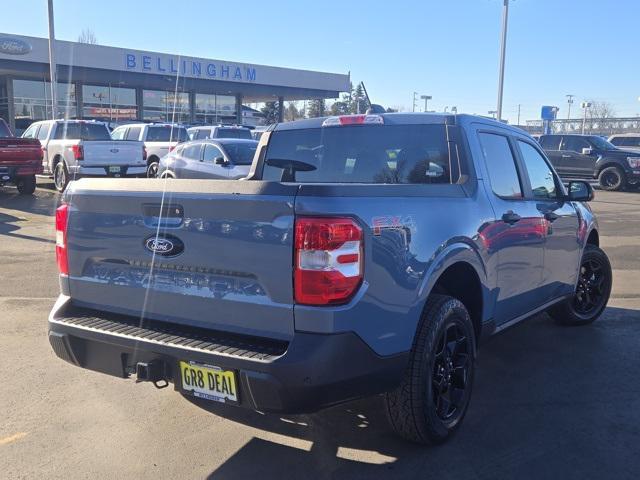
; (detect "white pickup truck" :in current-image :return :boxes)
[110,123,189,177]
[22,120,146,191]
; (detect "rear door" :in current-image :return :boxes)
[65,180,299,340]
[477,130,547,324]
[539,135,564,173]
[515,139,581,300]
[559,136,596,178]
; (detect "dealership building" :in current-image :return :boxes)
[0,33,350,133]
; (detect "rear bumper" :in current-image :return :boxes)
[0,164,42,182]
[68,165,147,177]
[48,296,409,414]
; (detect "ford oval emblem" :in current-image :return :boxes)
[144,234,184,257]
[0,37,32,56]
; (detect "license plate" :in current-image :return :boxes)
[108,166,121,173]
[179,361,238,403]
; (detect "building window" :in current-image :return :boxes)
[82,85,137,122]
[142,89,189,123]
[13,79,76,130]
[194,93,237,124]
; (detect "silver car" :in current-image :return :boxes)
[157,138,257,179]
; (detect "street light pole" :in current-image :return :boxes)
[496,0,509,122]
[412,92,418,112]
[581,101,592,135]
[47,0,57,120]
[420,95,432,112]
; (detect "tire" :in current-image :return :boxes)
[548,245,612,326]
[16,175,36,195]
[147,160,159,178]
[598,166,626,191]
[385,294,476,445]
[53,161,69,192]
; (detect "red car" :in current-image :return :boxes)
[0,118,43,195]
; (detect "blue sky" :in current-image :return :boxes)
[2,0,639,123]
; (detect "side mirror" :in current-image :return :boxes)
[214,156,228,166]
[581,147,593,155]
[567,181,594,202]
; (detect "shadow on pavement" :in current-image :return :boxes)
[205,307,639,480]
[0,186,60,218]
[0,210,55,244]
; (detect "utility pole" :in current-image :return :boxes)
[47,0,57,120]
[517,104,521,125]
[496,0,509,122]
[566,94,575,119]
[412,92,418,112]
[581,101,591,135]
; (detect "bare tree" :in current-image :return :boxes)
[586,100,616,135]
[77,29,97,44]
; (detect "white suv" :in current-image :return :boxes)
[111,123,189,177]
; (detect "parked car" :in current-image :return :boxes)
[0,118,43,194]
[608,133,640,152]
[111,123,189,178]
[251,125,269,142]
[49,113,611,445]
[157,138,257,179]
[23,120,146,192]
[187,125,252,141]
[539,134,640,190]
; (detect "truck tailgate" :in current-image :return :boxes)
[63,179,297,340]
[81,140,144,166]
[0,138,42,165]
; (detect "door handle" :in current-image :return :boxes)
[502,211,521,225]
[544,211,560,222]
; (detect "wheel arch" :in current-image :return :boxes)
[596,161,625,176]
[147,154,160,165]
[417,243,491,343]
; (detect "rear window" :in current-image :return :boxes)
[262,124,454,184]
[0,121,12,138]
[214,128,252,140]
[223,142,257,165]
[53,122,111,140]
[146,126,188,142]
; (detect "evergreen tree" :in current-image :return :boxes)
[307,99,326,118]
[260,101,280,124]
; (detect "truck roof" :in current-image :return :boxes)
[273,112,525,135]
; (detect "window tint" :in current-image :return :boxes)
[125,127,141,141]
[562,136,591,153]
[111,127,125,140]
[22,123,39,139]
[196,129,212,140]
[146,126,188,142]
[478,132,522,199]
[263,124,454,184]
[53,122,111,140]
[182,144,202,160]
[0,121,12,137]
[518,141,557,199]
[223,142,257,165]
[539,135,561,150]
[203,144,223,163]
[36,124,50,140]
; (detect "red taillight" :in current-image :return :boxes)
[55,204,69,275]
[71,144,84,160]
[294,217,363,305]
[143,145,147,160]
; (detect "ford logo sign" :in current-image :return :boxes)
[110,148,119,153]
[144,234,184,257]
[0,37,32,56]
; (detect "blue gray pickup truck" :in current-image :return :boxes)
[48,113,612,444]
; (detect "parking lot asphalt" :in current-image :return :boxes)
[0,180,638,480]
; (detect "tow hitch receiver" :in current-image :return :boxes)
[135,361,169,389]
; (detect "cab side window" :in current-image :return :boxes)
[182,144,202,160]
[518,141,557,199]
[22,123,39,139]
[36,124,50,141]
[539,135,561,150]
[125,127,141,141]
[561,136,590,153]
[478,132,523,199]
[111,127,125,140]
[203,144,223,162]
